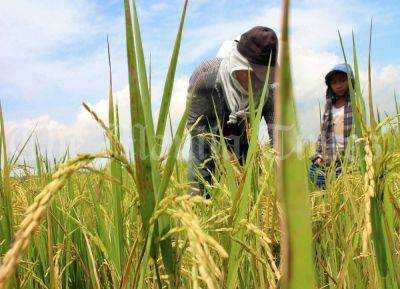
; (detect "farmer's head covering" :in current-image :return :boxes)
[217,26,279,125]
[325,63,354,86]
[324,63,354,102]
[237,26,278,82]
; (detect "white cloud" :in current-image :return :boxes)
[180,0,379,66]
[5,62,400,162]
[360,65,400,114]
[0,0,95,58]
[5,76,193,162]
[3,0,400,163]
[6,87,123,161]
[6,106,103,162]
[0,0,126,106]
[291,45,341,101]
[167,76,190,124]
[180,8,281,65]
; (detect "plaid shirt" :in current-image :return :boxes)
[312,93,353,165]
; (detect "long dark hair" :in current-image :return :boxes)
[326,87,351,104]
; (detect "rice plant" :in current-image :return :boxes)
[0,0,399,289]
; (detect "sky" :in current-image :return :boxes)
[1,0,400,160]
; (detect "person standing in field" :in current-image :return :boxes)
[186,26,279,195]
[310,63,355,186]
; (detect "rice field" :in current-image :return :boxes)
[0,0,399,289]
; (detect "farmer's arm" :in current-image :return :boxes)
[186,59,221,194]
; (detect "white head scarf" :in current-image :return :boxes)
[217,43,256,124]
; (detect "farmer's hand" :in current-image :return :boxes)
[314,157,322,165]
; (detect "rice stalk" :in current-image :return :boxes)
[155,0,188,155]
[156,196,228,289]
[83,232,101,289]
[239,220,281,280]
[275,0,315,288]
[1,1,399,289]
[225,50,273,289]
[0,103,18,289]
[362,128,375,254]
[124,0,155,234]
[106,37,126,276]
[0,153,105,289]
[367,19,377,131]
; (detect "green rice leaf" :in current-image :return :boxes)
[155,0,189,156]
[274,1,315,288]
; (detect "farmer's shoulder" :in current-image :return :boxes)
[189,58,223,90]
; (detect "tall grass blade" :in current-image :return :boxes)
[131,0,155,141]
[156,0,188,155]
[107,37,125,275]
[0,102,13,248]
[47,209,55,289]
[367,19,377,130]
[338,31,367,175]
[9,129,34,168]
[125,0,183,285]
[158,99,191,200]
[0,102,19,289]
[275,1,315,288]
[351,31,367,124]
[123,0,155,231]
[225,58,272,289]
[130,3,167,270]
[124,1,160,285]
[168,113,181,183]
[394,91,399,126]
[338,31,363,139]
[83,233,102,289]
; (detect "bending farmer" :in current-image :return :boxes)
[186,26,279,195]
